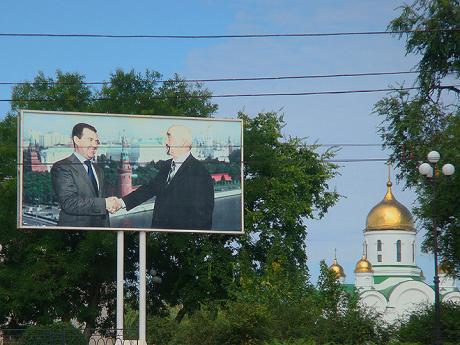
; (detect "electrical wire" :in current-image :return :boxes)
[3,84,456,102]
[0,71,419,86]
[0,28,458,39]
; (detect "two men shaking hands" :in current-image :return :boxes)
[51,123,214,230]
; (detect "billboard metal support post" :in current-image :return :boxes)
[139,231,147,344]
[116,231,124,341]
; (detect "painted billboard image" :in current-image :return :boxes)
[18,110,243,234]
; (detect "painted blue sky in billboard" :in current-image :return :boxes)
[0,1,445,285]
[22,112,241,146]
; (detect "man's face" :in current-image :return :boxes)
[165,126,181,157]
[74,128,99,160]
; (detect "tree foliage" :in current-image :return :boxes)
[375,0,460,275]
[395,302,460,344]
[390,0,460,93]
[144,261,387,345]
[240,112,338,275]
[20,322,87,345]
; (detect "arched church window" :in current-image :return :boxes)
[377,240,382,252]
[396,240,402,262]
[412,242,415,263]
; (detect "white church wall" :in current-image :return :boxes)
[359,291,387,315]
[442,291,460,304]
[365,231,417,268]
[355,273,373,289]
[439,274,456,292]
[388,281,434,320]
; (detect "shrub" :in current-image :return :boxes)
[395,302,460,345]
[264,339,316,345]
[20,322,86,345]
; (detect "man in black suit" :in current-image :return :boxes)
[119,124,214,230]
[51,123,119,228]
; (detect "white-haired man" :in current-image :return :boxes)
[119,124,214,230]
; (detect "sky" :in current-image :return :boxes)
[0,1,445,285]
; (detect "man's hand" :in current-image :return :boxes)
[105,196,121,214]
[117,198,126,209]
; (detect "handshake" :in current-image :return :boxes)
[105,196,124,214]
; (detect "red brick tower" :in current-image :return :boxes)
[118,136,133,198]
[26,143,48,172]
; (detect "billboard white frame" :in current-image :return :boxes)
[17,110,244,234]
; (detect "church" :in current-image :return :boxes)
[329,178,460,323]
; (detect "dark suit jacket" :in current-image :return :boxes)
[123,154,214,230]
[51,153,109,227]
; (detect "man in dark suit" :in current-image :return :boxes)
[51,123,119,228]
[119,124,214,230]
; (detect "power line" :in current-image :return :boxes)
[326,158,387,163]
[0,71,418,86]
[0,29,458,39]
[2,84,454,102]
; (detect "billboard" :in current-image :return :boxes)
[18,110,243,234]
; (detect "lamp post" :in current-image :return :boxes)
[418,151,455,345]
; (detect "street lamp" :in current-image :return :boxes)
[150,269,163,285]
[418,150,455,345]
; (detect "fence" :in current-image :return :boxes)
[0,329,145,345]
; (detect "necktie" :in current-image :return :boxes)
[166,161,176,184]
[84,160,99,194]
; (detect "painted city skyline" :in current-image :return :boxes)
[22,111,242,149]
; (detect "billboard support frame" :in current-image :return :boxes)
[116,231,124,342]
[139,231,147,344]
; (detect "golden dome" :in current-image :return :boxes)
[330,258,346,278]
[354,255,373,273]
[365,181,415,232]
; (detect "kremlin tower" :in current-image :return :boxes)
[118,136,133,198]
[25,143,48,172]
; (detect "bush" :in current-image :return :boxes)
[264,339,316,345]
[147,315,179,345]
[395,302,460,345]
[167,302,276,345]
[20,322,86,345]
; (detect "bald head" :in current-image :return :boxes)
[165,125,192,159]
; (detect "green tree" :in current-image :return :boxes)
[20,322,87,345]
[157,260,387,345]
[239,111,338,276]
[23,172,54,204]
[91,70,217,117]
[374,0,460,276]
[133,160,159,186]
[313,261,387,345]
[396,302,460,344]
